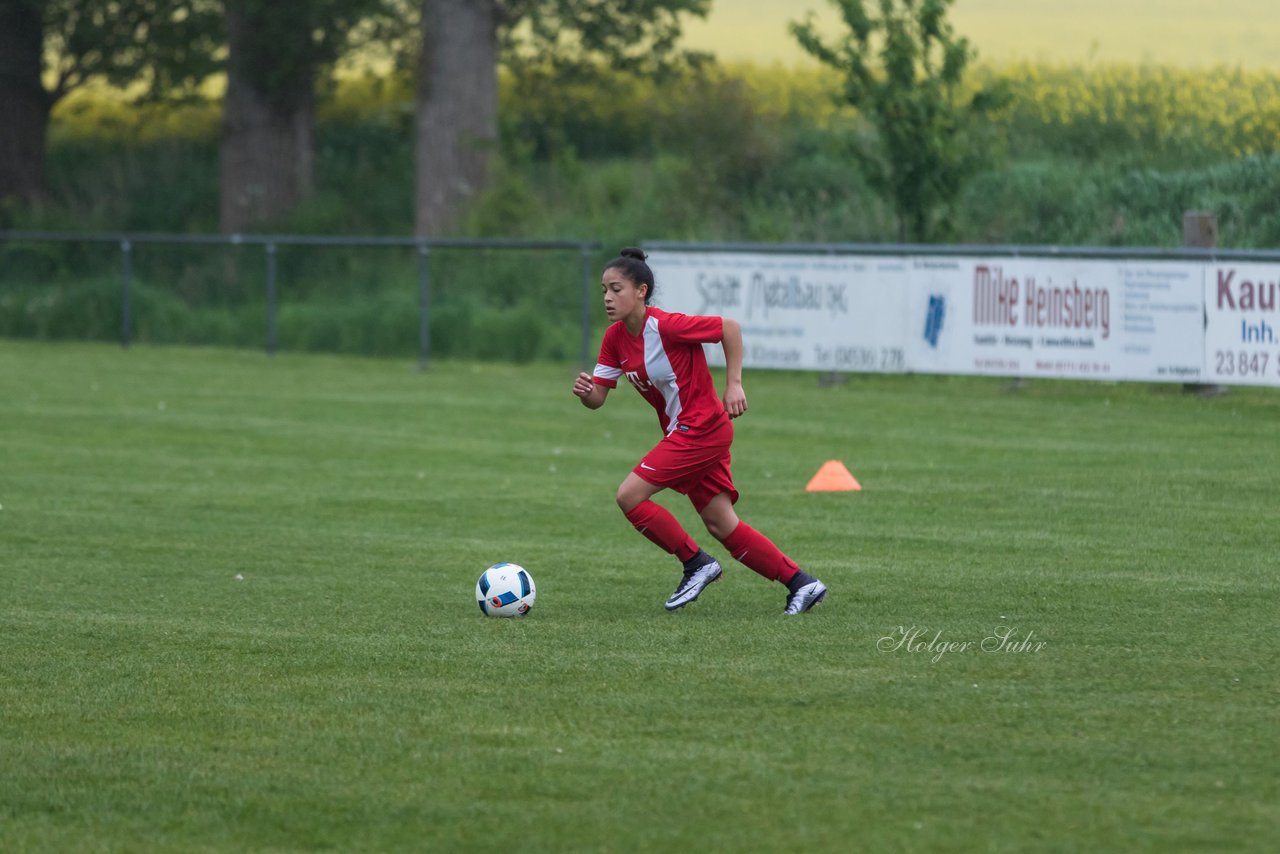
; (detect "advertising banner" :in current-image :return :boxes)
[1203,263,1280,386]
[644,248,1275,388]
[1113,261,1206,382]
[908,257,1203,381]
[647,251,911,372]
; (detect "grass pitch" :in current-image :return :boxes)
[1,340,1277,852]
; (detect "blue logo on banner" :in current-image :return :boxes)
[924,295,946,348]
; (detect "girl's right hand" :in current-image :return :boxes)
[572,372,595,398]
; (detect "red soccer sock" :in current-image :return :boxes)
[624,501,699,563]
[718,521,799,584]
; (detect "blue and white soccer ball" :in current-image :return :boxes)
[476,563,536,617]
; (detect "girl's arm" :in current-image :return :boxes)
[721,318,747,418]
[573,371,610,409]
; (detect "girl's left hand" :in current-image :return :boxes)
[723,383,747,419]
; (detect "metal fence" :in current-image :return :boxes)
[0,230,604,369]
[5,230,1279,370]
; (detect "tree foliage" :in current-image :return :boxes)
[792,0,1007,241]
[498,0,711,77]
[493,0,714,164]
[223,0,402,107]
[357,0,712,80]
[0,0,225,205]
[40,0,224,104]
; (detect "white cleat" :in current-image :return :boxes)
[784,580,827,614]
[664,560,723,611]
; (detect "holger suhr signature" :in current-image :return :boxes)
[878,625,1047,664]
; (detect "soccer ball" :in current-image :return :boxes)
[476,563,536,617]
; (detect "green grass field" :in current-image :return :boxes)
[2,340,1277,852]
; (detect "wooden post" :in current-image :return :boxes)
[1183,211,1217,249]
[1183,211,1225,396]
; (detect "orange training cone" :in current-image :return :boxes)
[806,460,862,492]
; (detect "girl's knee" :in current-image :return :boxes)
[698,493,739,542]
[701,514,736,542]
[616,483,643,513]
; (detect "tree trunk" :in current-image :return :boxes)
[0,2,50,206]
[416,0,499,237]
[219,3,316,232]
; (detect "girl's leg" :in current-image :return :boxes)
[617,472,699,563]
[699,492,826,613]
[698,492,799,584]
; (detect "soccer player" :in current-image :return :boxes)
[572,247,827,614]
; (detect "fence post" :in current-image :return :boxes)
[1183,211,1223,397]
[418,242,431,370]
[1183,211,1217,249]
[580,244,594,371]
[120,238,133,348]
[265,242,278,357]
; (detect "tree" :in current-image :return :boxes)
[0,0,392,230]
[415,0,500,238]
[414,0,710,236]
[219,0,397,232]
[792,0,1006,242]
[0,1,45,206]
[0,0,219,208]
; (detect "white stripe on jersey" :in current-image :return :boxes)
[593,363,623,382]
[644,314,683,432]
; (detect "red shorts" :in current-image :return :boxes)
[633,420,738,512]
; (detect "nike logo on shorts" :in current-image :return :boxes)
[639,462,657,471]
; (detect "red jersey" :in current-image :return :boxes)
[592,307,728,436]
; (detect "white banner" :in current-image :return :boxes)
[1115,261,1206,382]
[1204,263,1280,385]
[644,249,1275,387]
[908,258,1204,381]
[647,251,911,372]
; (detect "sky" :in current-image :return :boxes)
[681,0,1280,68]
